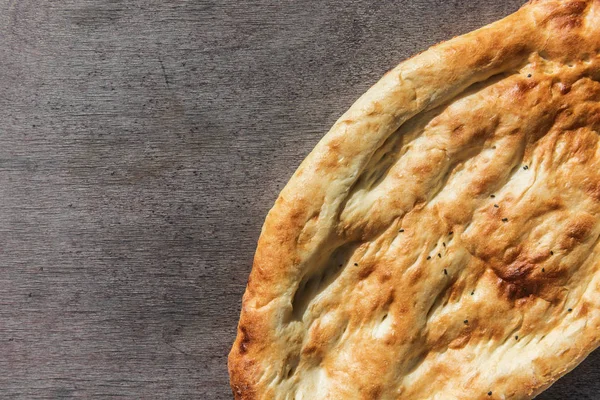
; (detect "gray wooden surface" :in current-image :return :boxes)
[0,0,598,398]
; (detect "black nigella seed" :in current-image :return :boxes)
[444,269,448,275]
[399,229,404,232]
[443,242,446,247]
[515,336,519,340]
[471,291,474,295]
[427,256,431,260]
[568,308,573,312]
[354,263,358,266]
[464,320,468,324]
[502,218,508,222]
[523,165,529,170]
[494,204,499,208]
[438,253,442,258]
[488,392,492,396]
[527,74,532,77]
[449,231,453,235]
[550,251,554,255]
[542,268,545,272]
[490,194,495,198]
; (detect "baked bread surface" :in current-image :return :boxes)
[229,0,600,398]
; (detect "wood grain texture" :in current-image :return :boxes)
[0,0,597,398]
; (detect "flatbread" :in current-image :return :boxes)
[228,0,600,398]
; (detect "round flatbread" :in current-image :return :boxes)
[229,0,600,398]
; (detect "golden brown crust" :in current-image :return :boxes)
[229,0,600,398]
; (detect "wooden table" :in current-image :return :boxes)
[0,0,597,398]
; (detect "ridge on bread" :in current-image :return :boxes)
[229,0,600,398]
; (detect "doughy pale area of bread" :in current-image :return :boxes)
[229,1,600,399]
